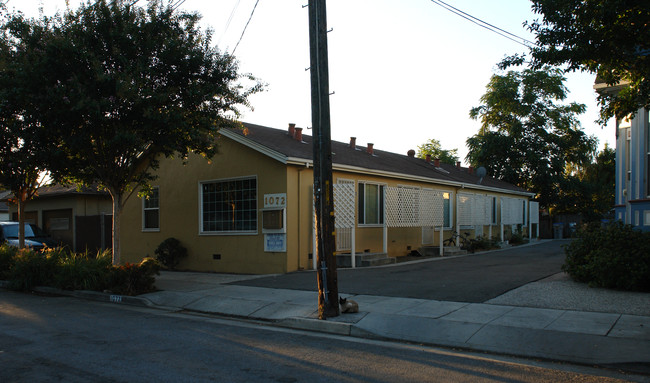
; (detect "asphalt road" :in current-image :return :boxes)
[231,240,568,302]
[0,290,636,383]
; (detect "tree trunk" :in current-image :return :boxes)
[110,191,122,265]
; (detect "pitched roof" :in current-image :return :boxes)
[36,184,110,198]
[221,123,532,196]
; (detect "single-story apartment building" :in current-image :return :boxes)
[120,122,536,274]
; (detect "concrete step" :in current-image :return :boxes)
[336,252,396,268]
[443,246,468,256]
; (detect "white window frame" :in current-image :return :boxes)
[142,186,160,232]
[199,176,258,235]
[358,181,386,227]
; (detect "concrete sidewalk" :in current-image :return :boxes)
[133,270,650,374]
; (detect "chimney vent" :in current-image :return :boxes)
[425,154,431,163]
[350,137,356,148]
[456,161,461,169]
[288,123,296,138]
[469,166,474,174]
[295,127,303,142]
[434,158,440,167]
[407,149,415,157]
[367,143,374,155]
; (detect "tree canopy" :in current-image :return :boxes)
[416,139,459,165]
[0,7,50,247]
[466,67,597,209]
[554,145,615,221]
[2,0,263,263]
[502,0,650,124]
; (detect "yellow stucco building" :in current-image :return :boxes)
[120,123,535,274]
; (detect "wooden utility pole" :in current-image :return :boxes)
[308,0,339,319]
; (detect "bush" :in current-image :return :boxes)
[8,249,59,291]
[53,249,113,291]
[463,236,499,253]
[563,222,650,291]
[107,257,160,296]
[155,237,188,270]
[1,246,160,296]
[508,230,526,245]
[0,244,18,279]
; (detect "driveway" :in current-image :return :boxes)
[230,240,568,303]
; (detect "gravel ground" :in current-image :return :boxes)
[487,272,650,316]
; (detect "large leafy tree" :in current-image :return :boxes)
[502,0,650,124]
[0,8,49,248]
[6,0,263,264]
[466,67,597,209]
[555,145,615,221]
[416,139,459,165]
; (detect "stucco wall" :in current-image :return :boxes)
[120,136,289,274]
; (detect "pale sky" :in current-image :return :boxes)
[12,0,613,164]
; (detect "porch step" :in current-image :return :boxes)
[419,246,467,257]
[443,246,468,256]
[336,252,396,268]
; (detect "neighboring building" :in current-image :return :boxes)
[595,81,650,230]
[0,190,10,221]
[120,123,536,274]
[4,184,113,252]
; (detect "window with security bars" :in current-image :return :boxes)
[201,177,257,233]
[143,187,160,231]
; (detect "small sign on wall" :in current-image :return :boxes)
[264,233,286,252]
[264,193,286,208]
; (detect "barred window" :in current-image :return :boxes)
[201,177,257,233]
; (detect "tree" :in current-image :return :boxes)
[555,145,615,221]
[502,0,650,124]
[6,0,263,264]
[466,67,597,209]
[416,139,459,165]
[0,8,49,248]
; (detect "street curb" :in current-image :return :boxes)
[0,281,156,309]
[277,317,352,336]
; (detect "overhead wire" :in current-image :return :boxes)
[218,0,242,46]
[429,0,535,48]
[231,0,259,55]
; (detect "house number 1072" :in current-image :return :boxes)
[264,193,286,208]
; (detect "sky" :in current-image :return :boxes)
[11,0,614,164]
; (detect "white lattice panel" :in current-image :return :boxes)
[333,182,355,229]
[386,187,417,227]
[501,197,525,225]
[457,193,474,226]
[386,187,445,227]
[529,201,539,224]
[420,189,444,227]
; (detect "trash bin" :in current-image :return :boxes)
[553,223,563,239]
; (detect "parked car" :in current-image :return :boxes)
[0,221,58,251]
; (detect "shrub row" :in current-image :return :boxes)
[0,246,159,295]
[563,221,650,292]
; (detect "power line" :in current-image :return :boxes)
[429,0,535,48]
[231,0,259,55]
[218,0,242,46]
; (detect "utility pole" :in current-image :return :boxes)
[308,0,339,319]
